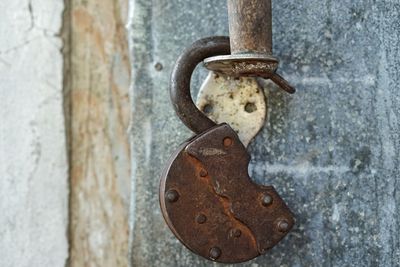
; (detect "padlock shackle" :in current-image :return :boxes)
[170,36,230,133]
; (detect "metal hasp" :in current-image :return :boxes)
[160,124,294,263]
[204,0,295,94]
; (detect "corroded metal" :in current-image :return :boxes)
[172,36,268,146]
[167,35,294,263]
[160,124,294,263]
[166,3,297,263]
[227,0,272,55]
[170,36,230,134]
[204,0,296,94]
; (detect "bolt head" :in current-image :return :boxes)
[277,220,290,233]
[154,62,163,71]
[223,137,233,147]
[262,194,273,206]
[196,214,207,224]
[209,247,221,260]
[166,189,179,203]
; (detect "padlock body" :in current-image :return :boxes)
[159,124,294,263]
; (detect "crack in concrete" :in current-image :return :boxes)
[0,37,38,55]
[27,0,35,32]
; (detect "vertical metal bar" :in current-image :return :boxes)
[227,0,272,55]
[205,0,295,94]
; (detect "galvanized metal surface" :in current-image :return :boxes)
[196,72,266,147]
[160,124,294,263]
[129,0,400,266]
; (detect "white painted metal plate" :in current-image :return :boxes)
[196,72,267,147]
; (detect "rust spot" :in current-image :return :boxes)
[223,137,233,147]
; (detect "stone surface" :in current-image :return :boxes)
[128,0,400,266]
[0,0,68,266]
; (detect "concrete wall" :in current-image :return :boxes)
[0,0,132,265]
[0,0,68,266]
[128,0,400,266]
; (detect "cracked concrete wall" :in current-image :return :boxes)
[128,0,400,266]
[0,0,68,267]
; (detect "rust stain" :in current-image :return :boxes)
[67,0,131,266]
[73,8,93,31]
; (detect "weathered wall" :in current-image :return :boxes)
[129,0,400,266]
[0,0,68,266]
[67,0,131,266]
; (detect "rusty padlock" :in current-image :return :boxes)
[159,36,295,263]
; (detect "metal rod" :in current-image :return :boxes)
[204,0,295,94]
[227,0,272,55]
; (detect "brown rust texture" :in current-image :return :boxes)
[160,124,294,263]
[160,142,259,263]
[67,0,131,266]
[227,0,272,54]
